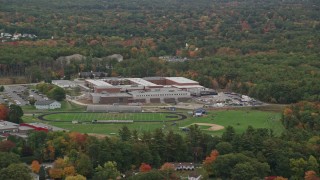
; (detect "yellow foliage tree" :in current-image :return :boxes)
[65,175,86,180]
[64,166,76,177]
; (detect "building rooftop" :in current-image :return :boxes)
[35,100,57,106]
[0,120,19,130]
[172,85,204,89]
[126,78,160,87]
[86,79,112,86]
[52,80,76,87]
[91,93,132,98]
[143,77,165,81]
[165,77,198,84]
[129,88,189,95]
[27,123,66,131]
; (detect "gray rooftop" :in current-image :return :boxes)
[91,93,132,98]
[0,120,19,130]
[35,100,58,106]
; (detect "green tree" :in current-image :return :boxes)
[0,163,32,180]
[231,162,257,180]
[92,161,121,180]
[8,104,24,124]
[128,170,163,180]
[119,125,131,141]
[307,155,319,174]
[47,87,66,101]
[290,158,308,179]
[0,152,20,169]
[39,166,46,180]
[76,153,93,178]
[221,126,235,142]
[0,86,4,92]
[215,142,233,155]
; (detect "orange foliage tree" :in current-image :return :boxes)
[160,162,175,171]
[0,104,9,120]
[31,160,41,173]
[139,163,152,172]
[305,171,320,180]
[203,150,219,175]
[49,168,64,179]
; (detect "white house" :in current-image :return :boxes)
[35,100,61,110]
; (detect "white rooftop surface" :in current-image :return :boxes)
[86,79,112,86]
[126,78,160,87]
[165,77,198,84]
[28,123,66,131]
[172,85,204,89]
[52,80,76,85]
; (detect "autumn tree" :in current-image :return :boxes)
[31,160,41,173]
[139,163,152,172]
[0,104,9,120]
[0,140,16,152]
[305,171,320,180]
[160,162,175,171]
[203,150,219,176]
[65,175,86,180]
[63,166,76,177]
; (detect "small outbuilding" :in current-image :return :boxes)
[35,100,61,110]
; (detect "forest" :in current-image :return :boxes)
[0,0,319,103]
[0,102,319,179]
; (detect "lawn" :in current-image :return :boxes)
[26,109,284,137]
[174,110,283,136]
[42,112,179,122]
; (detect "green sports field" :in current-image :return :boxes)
[42,112,180,122]
[29,109,284,136]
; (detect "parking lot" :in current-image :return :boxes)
[195,92,264,108]
[0,85,47,106]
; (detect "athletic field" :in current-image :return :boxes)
[30,109,283,136]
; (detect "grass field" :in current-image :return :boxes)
[42,112,180,122]
[180,110,284,136]
[25,109,284,136]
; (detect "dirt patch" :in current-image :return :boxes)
[191,123,224,131]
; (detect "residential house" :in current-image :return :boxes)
[35,100,61,110]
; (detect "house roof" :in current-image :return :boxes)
[35,100,58,106]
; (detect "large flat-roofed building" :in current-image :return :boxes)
[89,88,191,104]
[85,79,112,88]
[90,93,132,104]
[85,76,211,104]
[143,77,204,90]
[129,89,191,103]
[126,78,163,88]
